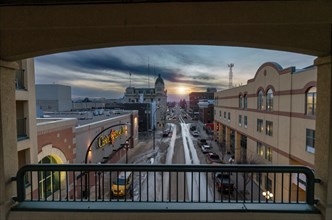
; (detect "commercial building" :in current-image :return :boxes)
[123,74,167,129]
[189,89,216,119]
[36,84,72,112]
[214,62,316,201]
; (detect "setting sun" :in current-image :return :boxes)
[177,86,189,94]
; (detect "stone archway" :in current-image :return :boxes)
[38,144,68,164]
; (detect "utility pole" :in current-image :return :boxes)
[228,63,234,88]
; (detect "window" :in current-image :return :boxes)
[257,119,264,133]
[257,90,264,110]
[239,115,242,126]
[244,94,248,110]
[257,142,264,157]
[244,116,248,128]
[228,112,231,122]
[266,121,273,136]
[239,95,243,109]
[224,112,226,119]
[306,129,315,153]
[266,89,273,111]
[306,87,316,116]
[219,110,221,118]
[265,147,272,161]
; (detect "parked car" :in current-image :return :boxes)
[162,129,171,137]
[215,172,235,193]
[192,130,199,137]
[198,138,208,147]
[206,152,223,164]
[201,144,212,154]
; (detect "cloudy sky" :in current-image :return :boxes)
[35,45,316,101]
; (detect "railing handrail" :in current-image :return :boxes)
[15,164,316,205]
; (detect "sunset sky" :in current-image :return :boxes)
[35,45,316,101]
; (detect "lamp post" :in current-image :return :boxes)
[97,162,101,199]
[262,191,273,201]
[121,139,130,164]
[153,107,160,150]
[83,122,130,199]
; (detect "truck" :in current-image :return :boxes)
[215,172,235,193]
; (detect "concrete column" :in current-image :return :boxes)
[314,55,332,220]
[225,126,231,153]
[234,131,241,163]
[0,60,18,220]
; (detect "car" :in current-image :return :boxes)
[201,145,212,154]
[192,130,199,137]
[162,129,171,137]
[206,152,223,164]
[198,138,208,147]
[111,171,133,198]
[215,172,235,193]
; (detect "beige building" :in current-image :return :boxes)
[214,62,316,201]
[16,59,38,170]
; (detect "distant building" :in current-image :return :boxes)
[105,102,151,132]
[189,89,215,118]
[123,74,167,129]
[198,99,214,124]
[36,84,72,112]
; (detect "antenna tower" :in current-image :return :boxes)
[228,63,234,88]
[129,72,132,87]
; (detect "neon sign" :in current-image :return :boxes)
[97,126,127,149]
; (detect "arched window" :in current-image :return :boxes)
[239,95,243,109]
[306,87,317,116]
[38,156,60,199]
[243,94,248,109]
[266,89,273,111]
[257,90,264,110]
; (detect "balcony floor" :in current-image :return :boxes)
[10,201,320,220]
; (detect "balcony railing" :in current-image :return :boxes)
[15,69,26,90]
[13,164,319,212]
[16,118,28,140]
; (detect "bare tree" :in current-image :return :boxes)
[236,155,261,200]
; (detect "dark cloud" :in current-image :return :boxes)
[35,45,315,100]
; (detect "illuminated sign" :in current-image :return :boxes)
[97,126,127,149]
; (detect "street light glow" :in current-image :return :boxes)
[262,191,273,200]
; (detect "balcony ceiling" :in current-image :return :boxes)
[0,0,331,60]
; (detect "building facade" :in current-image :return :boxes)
[36,84,72,112]
[16,59,39,171]
[123,74,167,129]
[214,62,316,201]
[189,89,215,119]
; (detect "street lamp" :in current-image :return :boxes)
[153,106,160,150]
[97,162,101,199]
[262,191,273,201]
[121,139,131,164]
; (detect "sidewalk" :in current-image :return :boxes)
[196,120,232,163]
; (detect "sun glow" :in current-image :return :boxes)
[177,86,189,94]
